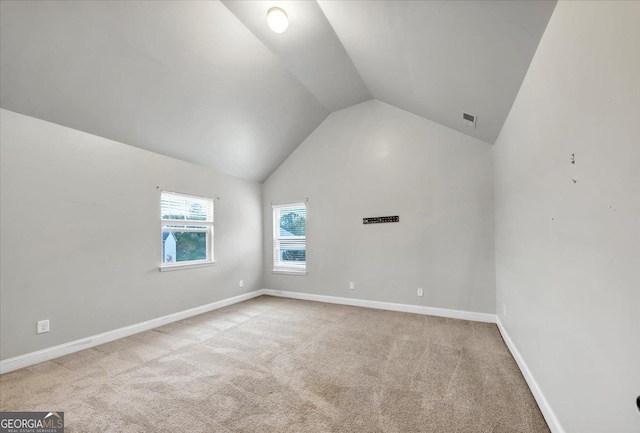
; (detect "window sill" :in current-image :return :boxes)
[159,261,216,272]
[272,269,307,276]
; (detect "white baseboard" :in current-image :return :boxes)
[1,287,561,432]
[0,290,264,374]
[496,317,566,433]
[262,289,497,323]
[1,288,563,433]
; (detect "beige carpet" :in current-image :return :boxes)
[0,296,550,432]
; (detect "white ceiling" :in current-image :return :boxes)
[222,1,371,112]
[318,0,557,144]
[0,0,556,182]
[0,0,329,182]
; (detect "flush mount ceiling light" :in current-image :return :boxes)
[267,7,289,33]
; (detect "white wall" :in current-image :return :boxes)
[493,2,640,432]
[263,100,495,313]
[0,109,263,360]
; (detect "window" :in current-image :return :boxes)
[160,191,214,270]
[273,203,306,274]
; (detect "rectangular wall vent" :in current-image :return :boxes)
[463,112,477,129]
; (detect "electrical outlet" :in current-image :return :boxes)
[417,288,423,297]
[37,320,50,334]
[503,304,507,316]
[239,280,244,288]
[349,282,355,290]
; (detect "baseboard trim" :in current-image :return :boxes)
[261,289,497,323]
[496,317,565,433]
[3,288,562,432]
[0,290,264,374]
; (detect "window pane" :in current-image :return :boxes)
[161,191,213,223]
[280,250,306,262]
[279,208,306,237]
[162,231,207,263]
[273,203,306,271]
[163,224,208,231]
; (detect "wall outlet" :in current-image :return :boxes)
[349,282,355,290]
[37,320,50,334]
[417,288,423,297]
[503,304,507,316]
[239,280,244,288]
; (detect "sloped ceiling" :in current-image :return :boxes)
[0,0,556,182]
[0,0,329,182]
[317,0,557,144]
[221,0,371,112]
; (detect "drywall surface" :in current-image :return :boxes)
[493,2,640,432]
[0,109,262,360]
[263,100,495,314]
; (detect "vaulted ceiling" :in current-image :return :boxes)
[0,0,556,182]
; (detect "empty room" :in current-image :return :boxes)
[0,1,638,432]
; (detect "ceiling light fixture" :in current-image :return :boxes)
[267,7,289,34]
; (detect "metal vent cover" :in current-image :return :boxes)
[462,112,477,129]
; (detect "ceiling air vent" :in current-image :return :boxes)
[462,112,477,129]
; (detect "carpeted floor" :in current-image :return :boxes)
[0,296,550,432]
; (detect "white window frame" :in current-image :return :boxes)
[272,203,307,275]
[159,191,215,272]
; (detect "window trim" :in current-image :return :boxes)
[159,260,216,272]
[272,268,308,276]
[159,190,214,271]
[272,202,307,275]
